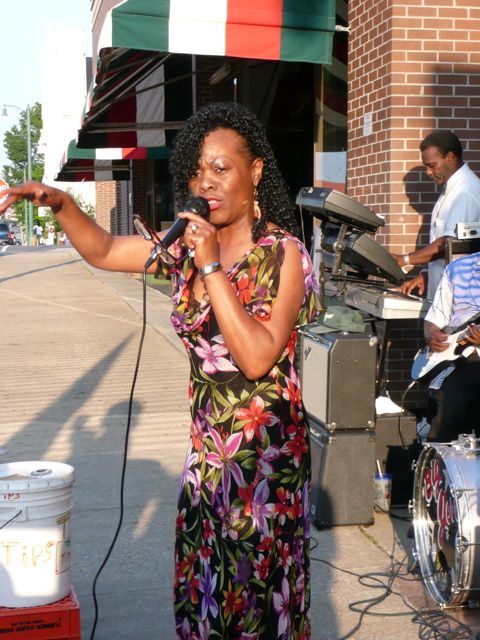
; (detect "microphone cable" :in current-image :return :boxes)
[89,266,149,640]
[87,206,205,638]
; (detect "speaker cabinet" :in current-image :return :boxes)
[309,418,375,528]
[299,326,377,431]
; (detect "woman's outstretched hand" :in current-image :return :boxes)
[0,181,71,215]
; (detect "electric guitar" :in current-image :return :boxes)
[411,313,480,381]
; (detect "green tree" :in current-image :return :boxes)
[65,188,96,219]
[43,187,96,234]
[2,103,44,223]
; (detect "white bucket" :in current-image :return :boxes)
[0,461,75,607]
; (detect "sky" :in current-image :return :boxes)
[0,0,92,175]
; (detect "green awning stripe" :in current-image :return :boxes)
[280,28,333,65]
[103,0,335,65]
[112,12,170,52]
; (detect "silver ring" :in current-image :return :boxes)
[191,223,198,234]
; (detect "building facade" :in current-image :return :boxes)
[63,0,480,411]
[41,25,95,207]
[348,0,480,406]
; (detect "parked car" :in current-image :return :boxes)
[0,222,14,245]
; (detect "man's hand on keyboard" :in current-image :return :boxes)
[400,272,427,296]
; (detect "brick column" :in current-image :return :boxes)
[348,0,480,409]
[95,182,117,233]
[349,1,480,254]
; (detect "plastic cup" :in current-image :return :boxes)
[374,473,393,512]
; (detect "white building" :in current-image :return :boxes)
[40,25,95,207]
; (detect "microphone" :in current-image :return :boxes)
[144,196,210,268]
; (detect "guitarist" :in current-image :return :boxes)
[422,252,480,442]
[393,131,480,300]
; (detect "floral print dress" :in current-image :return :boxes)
[169,229,320,640]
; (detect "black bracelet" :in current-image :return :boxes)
[199,262,222,278]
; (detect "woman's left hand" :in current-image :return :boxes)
[178,211,219,268]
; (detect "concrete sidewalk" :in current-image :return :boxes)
[1,246,479,640]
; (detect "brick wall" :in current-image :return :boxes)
[349,0,480,253]
[348,0,480,410]
[194,56,236,110]
[95,181,117,232]
[376,319,425,409]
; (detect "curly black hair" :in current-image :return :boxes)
[169,102,300,242]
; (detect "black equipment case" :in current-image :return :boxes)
[375,411,419,506]
[309,418,375,528]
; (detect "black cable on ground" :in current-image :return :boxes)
[388,506,413,523]
[310,534,472,640]
[89,268,149,640]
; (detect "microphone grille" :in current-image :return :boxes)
[185,196,210,220]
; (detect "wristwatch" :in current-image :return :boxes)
[199,262,223,278]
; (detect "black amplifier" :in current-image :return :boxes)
[299,326,377,431]
[309,418,375,528]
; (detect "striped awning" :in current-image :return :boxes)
[76,0,336,152]
[98,0,336,65]
[55,139,170,182]
[77,51,176,149]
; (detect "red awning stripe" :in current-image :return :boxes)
[78,52,169,149]
[99,0,335,65]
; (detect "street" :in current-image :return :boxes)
[1,245,191,638]
[1,246,479,640]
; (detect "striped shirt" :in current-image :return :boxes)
[426,252,480,332]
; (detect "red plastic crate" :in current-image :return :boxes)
[0,587,80,639]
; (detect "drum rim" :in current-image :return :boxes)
[413,444,467,607]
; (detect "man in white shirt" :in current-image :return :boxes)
[394,131,480,300]
[32,223,43,246]
[422,252,480,441]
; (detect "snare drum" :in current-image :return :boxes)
[412,434,480,608]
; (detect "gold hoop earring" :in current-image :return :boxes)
[253,186,262,220]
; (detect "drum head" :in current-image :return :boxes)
[413,444,462,607]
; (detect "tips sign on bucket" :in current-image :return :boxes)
[0,461,75,608]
